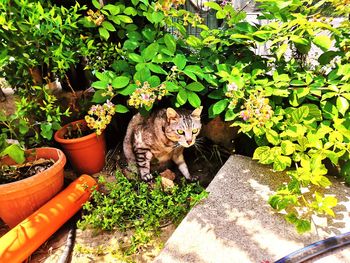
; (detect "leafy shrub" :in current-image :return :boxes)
[77,171,208,254]
[83,0,350,232]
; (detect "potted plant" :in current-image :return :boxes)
[0,143,66,228]
[54,100,116,175]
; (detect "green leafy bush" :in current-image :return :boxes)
[83,0,350,232]
[77,171,208,254]
[0,1,85,87]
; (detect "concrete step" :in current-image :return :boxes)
[154,155,350,263]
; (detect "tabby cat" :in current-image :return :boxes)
[123,107,202,181]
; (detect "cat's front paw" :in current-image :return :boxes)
[187,174,199,182]
[141,173,153,182]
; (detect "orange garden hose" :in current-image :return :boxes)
[0,174,97,263]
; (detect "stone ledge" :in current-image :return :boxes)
[154,155,350,263]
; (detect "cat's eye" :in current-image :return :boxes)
[192,128,198,134]
[177,129,184,135]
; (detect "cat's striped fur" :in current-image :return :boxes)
[123,107,202,181]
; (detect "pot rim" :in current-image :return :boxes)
[54,119,102,144]
[0,147,66,189]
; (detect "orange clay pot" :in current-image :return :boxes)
[0,174,97,263]
[0,147,66,228]
[54,119,106,175]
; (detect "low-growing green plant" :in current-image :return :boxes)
[0,134,25,164]
[0,86,70,147]
[77,171,208,255]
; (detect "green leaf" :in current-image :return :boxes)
[216,10,226,19]
[119,84,137,96]
[187,91,201,108]
[291,106,309,123]
[313,35,332,52]
[142,28,156,42]
[124,40,139,50]
[115,104,129,113]
[117,15,133,23]
[336,96,349,116]
[112,76,130,89]
[164,34,176,53]
[290,36,309,45]
[102,21,116,31]
[161,47,175,56]
[148,76,161,87]
[276,43,288,61]
[142,43,159,62]
[92,80,108,89]
[124,7,137,16]
[99,27,110,40]
[92,0,101,9]
[204,2,222,11]
[1,144,25,164]
[103,4,120,15]
[318,51,339,65]
[173,54,187,70]
[285,213,298,224]
[225,109,237,121]
[19,119,29,134]
[235,22,256,33]
[208,89,224,99]
[134,67,151,83]
[296,219,311,234]
[305,104,322,121]
[40,123,53,140]
[266,130,280,145]
[95,72,109,82]
[128,53,144,63]
[253,146,273,164]
[177,89,187,105]
[281,140,295,155]
[290,80,306,86]
[92,90,108,103]
[184,65,203,77]
[165,82,179,92]
[273,155,291,171]
[185,82,205,92]
[151,12,164,23]
[212,99,228,115]
[321,101,338,119]
[148,64,167,75]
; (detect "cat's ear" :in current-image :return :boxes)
[166,108,179,122]
[191,106,203,119]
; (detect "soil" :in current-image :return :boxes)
[0,137,230,263]
[0,158,55,184]
[63,122,92,139]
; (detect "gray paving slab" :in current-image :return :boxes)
[154,155,350,263]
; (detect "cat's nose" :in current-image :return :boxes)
[186,139,192,145]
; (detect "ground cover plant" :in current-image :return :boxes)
[1,0,350,235]
[77,171,208,257]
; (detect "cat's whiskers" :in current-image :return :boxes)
[193,137,208,153]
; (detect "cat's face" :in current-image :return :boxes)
[165,107,202,147]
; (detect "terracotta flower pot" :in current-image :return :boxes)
[0,147,66,228]
[54,119,106,175]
